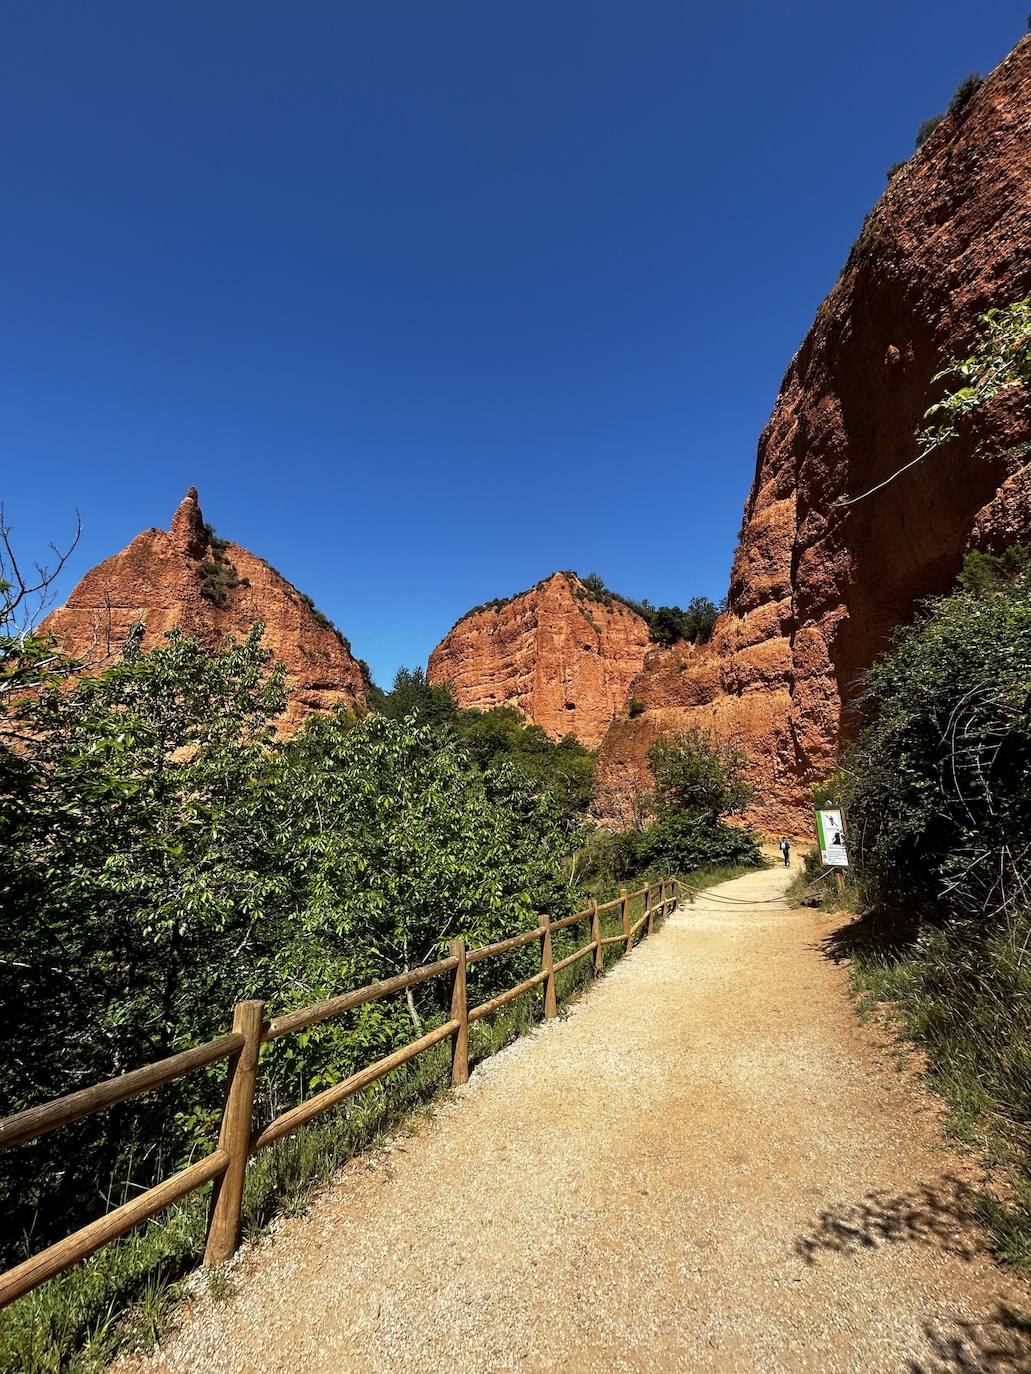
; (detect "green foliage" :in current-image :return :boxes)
[948,72,983,115]
[1,625,289,1256]
[845,298,1031,506]
[0,628,577,1275]
[368,665,458,728]
[914,113,945,149]
[648,728,752,823]
[451,572,721,648]
[368,667,596,826]
[196,525,247,607]
[839,562,1031,1268]
[583,729,761,885]
[956,544,1030,595]
[627,696,646,718]
[842,565,1031,923]
[578,574,721,646]
[919,298,1031,459]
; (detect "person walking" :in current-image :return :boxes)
[778,836,791,868]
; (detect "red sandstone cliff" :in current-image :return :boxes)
[598,38,1031,834]
[427,573,653,749]
[42,488,368,731]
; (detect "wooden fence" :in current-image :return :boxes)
[0,877,679,1310]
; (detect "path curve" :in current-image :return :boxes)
[124,867,1030,1373]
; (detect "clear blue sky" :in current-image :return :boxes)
[1,2,1024,685]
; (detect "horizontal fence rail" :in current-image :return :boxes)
[0,877,679,1308]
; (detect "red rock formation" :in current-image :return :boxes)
[42,488,368,732]
[427,573,653,749]
[598,39,1031,834]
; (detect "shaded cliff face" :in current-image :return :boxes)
[427,573,652,748]
[42,488,368,732]
[599,39,1031,834]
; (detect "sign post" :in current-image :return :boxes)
[815,807,848,898]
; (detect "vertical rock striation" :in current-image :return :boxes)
[427,573,653,749]
[597,37,1031,833]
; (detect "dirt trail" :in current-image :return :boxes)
[125,867,1030,1373]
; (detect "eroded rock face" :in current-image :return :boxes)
[598,38,1031,835]
[42,488,368,732]
[427,573,653,749]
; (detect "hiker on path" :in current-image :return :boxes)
[778,836,791,868]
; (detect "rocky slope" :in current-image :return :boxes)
[598,37,1031,834]
[427,573,653,749]
[42,488,368,731]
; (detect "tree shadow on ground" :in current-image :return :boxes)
[908,1303,1031,1373]
[795,1176,986,1265]
[816,902,919,966]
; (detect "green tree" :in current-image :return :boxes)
[0,625,288,1255]
[648,729,752,823]
[368,665,458,727]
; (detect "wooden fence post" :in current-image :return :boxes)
[204,999,264,1266]
[449,936,469,1085]
[646,883,654,937]
[621,887,632,954]
[590,901,603,974]
[539,915,557,1018]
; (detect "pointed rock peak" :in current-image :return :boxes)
[169,486,208,559]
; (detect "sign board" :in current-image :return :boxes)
[815,808,849,868]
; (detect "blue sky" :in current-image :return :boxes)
[1,1,1024,685]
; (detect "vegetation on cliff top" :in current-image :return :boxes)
[449,568,721,648]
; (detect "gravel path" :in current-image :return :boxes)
[121,867,1030,1373]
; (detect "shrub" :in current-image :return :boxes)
[627,696,646,718]
[840,557,1031,1264]
[948,73,983,115]
[915,113,945,150]
[844,563,1031,924]
[196,524,247,606]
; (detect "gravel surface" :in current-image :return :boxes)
[118,867,1031,1373]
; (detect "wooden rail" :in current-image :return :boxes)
[0,876,679,1307]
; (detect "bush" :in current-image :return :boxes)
[844,561,1031,925]
[840,556,1031,1266]
[915,113,945,150]
[948,73,983,115]
[196,525,247,606]
[627,696,646,718]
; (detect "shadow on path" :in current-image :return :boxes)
[908,1303,1031,1373]
[796,1176,986,1265]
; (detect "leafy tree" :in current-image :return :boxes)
[648,729,752,823]
[455,707,595,825]
[1,625,288,1255]
[367,665,458,727]
[278,713,576,1025]
[577,576,721,647]
[368,670,595,826]
[0,627,581,1260]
